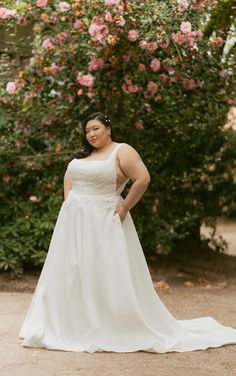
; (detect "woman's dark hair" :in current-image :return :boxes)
[65,112,112,165]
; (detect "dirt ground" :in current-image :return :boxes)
[1,246,236,376]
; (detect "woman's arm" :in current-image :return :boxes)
[63,171,72,201]
[115,144,151,219]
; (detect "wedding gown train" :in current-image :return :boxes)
[19,143,236,353]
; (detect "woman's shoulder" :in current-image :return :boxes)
[117,143,140,159]
[118,142,135,150]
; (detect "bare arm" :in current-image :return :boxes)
[116,144,151,214]
[64,170,72,200]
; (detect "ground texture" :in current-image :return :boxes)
[1,246,236,376]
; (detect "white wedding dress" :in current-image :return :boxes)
[19,143,236,353]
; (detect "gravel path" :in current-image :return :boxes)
[1,283,236,376]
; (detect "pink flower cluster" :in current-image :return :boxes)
[177,0,206,12]
[58,2,70,12]
[211,36,224,48]
[41,13,50,23]
[88,58,104,71]
[172,23,201,46]
[2,175,10,184]
[122,77,139,94]
[128,30,139,42]
[73,19,85,30]
[140,40,160,52]
[6,81,16,94]
[105,11,113,22]
[180,21,191,33]
[182,79,203,90]
[89,17,109,44]
[192,0,206,11]
[104,0,119,6]
[144,81,159,99]
[44,63,60,75]
[138,63,146,71]
[77,73,95,87]
[150,58,161,72]
[177,0,189,13]
[29,196,42,203]
[37,0,48,7]
[0,7,17,20]
[42,38,55,50]
[135,121,144,130]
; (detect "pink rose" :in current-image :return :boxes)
[128,30,139,42]
[150,58,161,72]
[73,19,85,29]
[172,32,190,45]
[147,81,159,95]
[227,98,234,105]
[29,195,42,203]
[211,36,224,47]
[77,74,95,87]
[88,58,104,71]
[177,0,189,12]
[77,89,83,96]
[89,18,109,44]
[182,79,202,90]
[105,0,119,5]
[122,78,139,94]
[67,95,74,103]
[128,84,139,93]
[42,38,54,49]
[105,11,113,22]
[2,175,10,184]
[6,81,16,94]
[160,40,169,49]
[147,42,158,52]
[50,63,59,75]
[135,121,144,130]
[180,21,192,34]
[191,1,206,11]
[58,2,70,12]
[41,13,49,23]
[138,63,146,71]
[18,17,28,26]
[140,40,148,49]
[116,16,125,27]
[37,0,48,7]
[0,8,17,19]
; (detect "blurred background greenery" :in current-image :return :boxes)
[0,0,235,275]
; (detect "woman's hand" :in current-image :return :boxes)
[114,205,128,222]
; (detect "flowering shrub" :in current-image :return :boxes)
[0,0,235,274]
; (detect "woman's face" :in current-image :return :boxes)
[85,119,110,148]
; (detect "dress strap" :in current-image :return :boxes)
[109,143,123,161]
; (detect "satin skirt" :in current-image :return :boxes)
[19,191,236,353]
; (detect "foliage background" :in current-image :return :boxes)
[0,0,235,274]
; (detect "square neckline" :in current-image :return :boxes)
[75,143,121,162]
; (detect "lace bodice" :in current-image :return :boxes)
[66,143,129,197]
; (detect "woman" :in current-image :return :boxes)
[63,112,151,222]
[19,112,236,353]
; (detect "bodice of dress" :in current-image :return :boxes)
[66,143,129,198]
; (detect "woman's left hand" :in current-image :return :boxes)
[114,205,128,222]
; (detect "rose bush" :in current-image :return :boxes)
[0,0,235,274]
